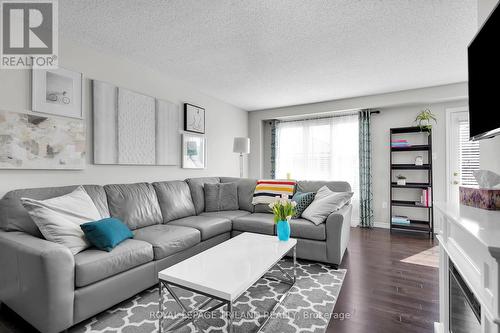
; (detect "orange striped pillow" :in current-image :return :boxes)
[252,179,296,205]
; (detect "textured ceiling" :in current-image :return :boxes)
[60,0,477,111]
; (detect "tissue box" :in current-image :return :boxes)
[459,186,500,210]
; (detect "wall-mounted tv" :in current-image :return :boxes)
[468,1,500,141]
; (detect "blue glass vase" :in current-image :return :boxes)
[277,220,291,241]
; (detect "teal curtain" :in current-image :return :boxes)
[270,120,278,179]
[359,110,374,228]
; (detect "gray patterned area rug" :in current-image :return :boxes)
[70,260,346,333]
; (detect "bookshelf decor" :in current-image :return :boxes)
[390,126,434,237]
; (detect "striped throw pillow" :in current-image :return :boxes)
[252,179,296,205]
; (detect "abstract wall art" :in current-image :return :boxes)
[0,110,86,169]
[93,80,181,165]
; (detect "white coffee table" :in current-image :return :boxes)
[158,232,297,333]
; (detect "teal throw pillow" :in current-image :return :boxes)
[81,218,133,252]
[291,192,316,218]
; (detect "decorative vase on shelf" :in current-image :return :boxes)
[277,220,291,241]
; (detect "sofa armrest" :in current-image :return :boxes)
[325,204,352,265]
[0,230,75,333]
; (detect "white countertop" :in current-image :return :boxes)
[158,232,297,301]
[435,201,500,257]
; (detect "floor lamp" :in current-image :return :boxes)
[233,137,250,177]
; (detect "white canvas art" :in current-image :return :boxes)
[32,68,83,119]
[156,99,181,165]
[93,80,180,165]
[117,88,156,164]
[0,110,86,169]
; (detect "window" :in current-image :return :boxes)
[275,113,359,221]
[458,120,480,186]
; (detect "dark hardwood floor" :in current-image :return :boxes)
[328,227,438,333]
[0,227,438,333]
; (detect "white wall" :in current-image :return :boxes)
[0,39,248,197]
[479,0,499,23]
[478,0,500,174]
[249,83,468,178]
[249,83,468,227]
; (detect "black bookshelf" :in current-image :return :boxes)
[390,126,434,238]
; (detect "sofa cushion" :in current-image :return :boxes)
[21,186,102,255]
[0,184,109,237]
[302,186,353,225]
[297,180,351,193]
[185,177,220,214]
[251,179,296,205]
[232,213,275,235]
[74,239,153,287]
[168,216,231,240]
[153,181,196,222]
[104,183,162,230]
[254,204,272,214]
[289,218,326,241]
[291,192,316,218]
[200,210,251,221]
[219,177,257,212]
[81,218,134,252]
[204,182,239,212]
[133,224,200,259]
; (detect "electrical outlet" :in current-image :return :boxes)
[382,201,387,209]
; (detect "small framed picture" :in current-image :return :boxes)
[182,133,206,169]
[32,68,83,119]
[184,103,205,134]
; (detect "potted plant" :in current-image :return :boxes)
[397,175,407,186]
[415,109,437,132]
[269,195,297,241]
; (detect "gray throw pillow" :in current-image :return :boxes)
[301,186,353,225]
[204,182,239,212]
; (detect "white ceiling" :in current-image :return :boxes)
[60,1,477,111]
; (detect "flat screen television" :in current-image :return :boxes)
[468,1,500,141]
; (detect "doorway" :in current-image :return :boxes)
[446,107,480,204]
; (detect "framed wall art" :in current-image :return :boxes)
[93,79,181,166]
[32,68,83,119]
[0,110,86,169]
[184,103,205,134]
[182,133,206,169]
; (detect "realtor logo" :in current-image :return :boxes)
[1,0,58,69]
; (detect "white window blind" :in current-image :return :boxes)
[458,120,480,186]
[275,113,359,221]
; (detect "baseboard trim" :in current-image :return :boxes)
[354,222,389,229]
[434,322,443,333]
[373,221,389,229]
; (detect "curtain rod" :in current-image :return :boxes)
[269,109,380,124]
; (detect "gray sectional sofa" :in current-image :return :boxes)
[0,177,352,333]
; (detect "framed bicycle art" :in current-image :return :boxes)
[32,68,83,119]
